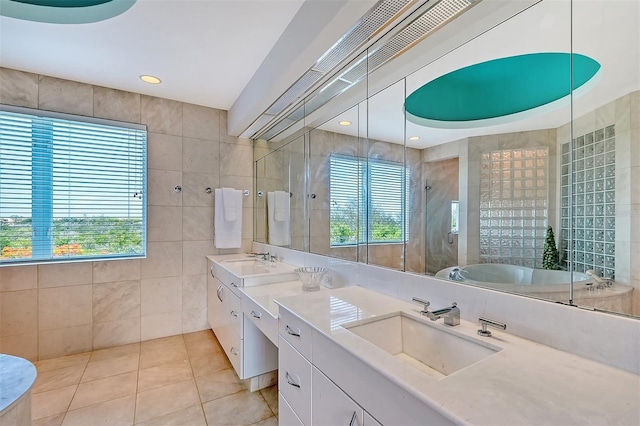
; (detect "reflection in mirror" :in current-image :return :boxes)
[309,105,361,262]
[254,136,305,250]
[253,0,639,318]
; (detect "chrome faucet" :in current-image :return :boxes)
[585,269,613,289]
[411,297,460,326]
[248,252,270,261]
[448,267,462,281]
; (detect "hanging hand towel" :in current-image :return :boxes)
[274,190,290,222]
[268,191,291,246]
[215,188,242,248]
[222,187,238,222]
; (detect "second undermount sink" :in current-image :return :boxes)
[344,313,501,379]
[219,257,297,278]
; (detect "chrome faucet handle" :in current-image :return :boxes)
[411,297,430,314]
[478,317,507,337]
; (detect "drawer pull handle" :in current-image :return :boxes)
[251,310,262,319]
[210,265,215,278]
[230,310,238,317]
[285,371,300,388]
[230,347,238,356]
[231,282,238,288]
[349,411,357,426]
[285,325,301,337]
[216,285,223,303]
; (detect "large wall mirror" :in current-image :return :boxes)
[253,0,639,319]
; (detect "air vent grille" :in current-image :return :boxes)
[314,0,412,73]
[254,0,481,140]
[265,70,323,116]
[368,0,475,70]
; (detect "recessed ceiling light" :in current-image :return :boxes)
[409,136,420,141]
[140,75,161,84]
[339,120,352,126]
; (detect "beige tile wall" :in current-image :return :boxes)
[0,67,253,360]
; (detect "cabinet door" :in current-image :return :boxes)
[279,392,304,426]
[312,366,363,426]
[208,266,227,332]
[278,337,312,425]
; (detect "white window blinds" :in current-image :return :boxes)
[329,154,409,246]
[0,106,147,265]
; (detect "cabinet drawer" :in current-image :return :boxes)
[243,296,278,346]
[278,337,311,425]
[279,308,312,360]
[211,262,229,286]
[227,289,242,338]
[216,326,242,377]
[312,366,363,426]
[279,392,303,426]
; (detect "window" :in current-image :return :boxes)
[329,154,409,246]
[450,200,459,234]
[0,105,147,265]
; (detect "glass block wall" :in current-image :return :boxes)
[561,125,616,278]
[479,148,549,267]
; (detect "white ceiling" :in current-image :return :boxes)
[318,0,640,149]
[0,0,307,110]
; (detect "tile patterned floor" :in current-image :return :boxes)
[31,330,278,426]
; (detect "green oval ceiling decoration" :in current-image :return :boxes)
[1,0,136,23]
[405,53,601,129]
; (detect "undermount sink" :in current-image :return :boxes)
[218,256,297,279]
[344,313,501,379]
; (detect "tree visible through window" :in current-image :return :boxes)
[329,154,409,246]
[0,106,147,264]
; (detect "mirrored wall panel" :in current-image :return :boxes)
[253,0,639,318]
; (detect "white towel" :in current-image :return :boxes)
[274,190,290,222]
[222,187,238,222]
[268,191,291,246]
[214,188,242,248]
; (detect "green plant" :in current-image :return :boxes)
[543,225,560,270]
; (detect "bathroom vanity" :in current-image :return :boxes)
[207,254,639,425]
[274,286,639,425]
[206,254,299,389]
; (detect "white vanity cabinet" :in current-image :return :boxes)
[207,259,278,381]
[277,307,381,426]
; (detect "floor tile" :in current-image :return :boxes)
[185,335,224,359]
[81,353,139,382]
[137,359,193,392]
[62,394,135,426]
[195,368,244,403]
[183,330,215,345]
[90,342,140,362]
[33,364,85,394]
[250,417,278,426]
[30,332,280,426]
[139,340,188,369]
[31,413,64,426]
[69,371,138,411]
[32,385,77,420]
[35,353,90,373]
[259,385,279,417]
[135,379,200,424]
[190,351,231,377]
[202,390,273,426]
[135,405,206,426]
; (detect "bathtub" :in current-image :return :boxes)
[435,264,633,314]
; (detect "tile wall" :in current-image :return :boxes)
[0,67,253,361]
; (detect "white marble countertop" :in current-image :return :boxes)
[275,286,640,425]
[0,354,37,412]
[207,253,298,280]
[241,280,326,318]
